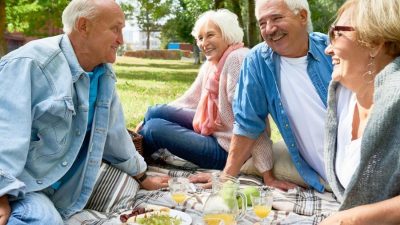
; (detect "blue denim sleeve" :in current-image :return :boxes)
[102,90,147,176]
[0,58,39,197]
[233,54,269,140]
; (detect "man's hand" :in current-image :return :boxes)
[188,172,212,189]
[319,209,360,225]
[0,195,11,225]
[139,175,169,190]
[263,170,297,191]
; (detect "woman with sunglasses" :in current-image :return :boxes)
[321,0,400,224]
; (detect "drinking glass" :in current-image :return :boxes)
[168,177,189,209]
[251,191,273,224]
[202,217,225,225]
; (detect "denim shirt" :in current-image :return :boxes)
[233,32,332,192]
[0,35,146,218]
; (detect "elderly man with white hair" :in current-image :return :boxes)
[0,0,167,224]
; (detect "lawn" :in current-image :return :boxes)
[114,56,282,142]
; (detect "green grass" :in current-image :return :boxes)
[114,56,282,142]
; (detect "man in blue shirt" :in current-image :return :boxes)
[0,0,168,224]
[222,0,332,192]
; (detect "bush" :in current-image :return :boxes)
[123,50,183,60]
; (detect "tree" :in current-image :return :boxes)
[309,0,346,33]
[246,0,259,47]
[135,0,172,49]
[6,0,69,37]
[0,0,6,57]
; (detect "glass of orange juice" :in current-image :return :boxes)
[168,177,189,209]
[251,191,273,224]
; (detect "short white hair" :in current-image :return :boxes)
[256,0,313,33]
[62,0,98,34]
[191,9,244,45]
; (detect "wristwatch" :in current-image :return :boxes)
[135,173,147,183]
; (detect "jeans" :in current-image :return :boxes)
[139,104,228,169]
[7,192,63,225]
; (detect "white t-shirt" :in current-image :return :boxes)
[335,85,361,189]
[280,56,327,180]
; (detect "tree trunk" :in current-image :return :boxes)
[0,0,7,57]
[229,0,247,45]
[247,0,259,47]
[214,0,224,9]
[146,29,150,50]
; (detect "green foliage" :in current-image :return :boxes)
[309,0,346,33]
[6,0,69,37]
[135,0,171,32]
[160,0,213,47]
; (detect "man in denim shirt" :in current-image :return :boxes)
[0,0,168,224]
[222,0,332,192]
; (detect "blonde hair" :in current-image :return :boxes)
[191,9,244,45]
[335,0,400,57]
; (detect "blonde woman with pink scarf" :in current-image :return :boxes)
[138,9,249,169]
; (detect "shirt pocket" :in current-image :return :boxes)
[29,97,76,162]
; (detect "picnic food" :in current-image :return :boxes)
[134,213,182,225]
[120,207,153,223]
[120,206,182,225]
[242,186,260,206]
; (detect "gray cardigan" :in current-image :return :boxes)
[325,57,400,210]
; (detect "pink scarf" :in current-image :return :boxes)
[193,43,244,135]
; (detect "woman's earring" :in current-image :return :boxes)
[363,56,376,84]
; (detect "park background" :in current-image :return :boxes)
[0,0,345,141]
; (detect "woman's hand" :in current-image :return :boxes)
[140,175,169,190]
[0,196,10,225]
[188,172,212,189]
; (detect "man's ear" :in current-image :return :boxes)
[76,17,90,36]
[299,9,308,26]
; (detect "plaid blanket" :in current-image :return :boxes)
[65,159,339,225]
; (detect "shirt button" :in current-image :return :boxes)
[291,143,295,147]
[76,130,81,136]
[36,180,43,184]
[285,124,289,129]
[62,161,68,167]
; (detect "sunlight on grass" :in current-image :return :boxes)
[114,56,282,142]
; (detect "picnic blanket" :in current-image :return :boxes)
[66,152,339,225]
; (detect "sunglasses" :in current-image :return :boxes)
[328,25,355,43]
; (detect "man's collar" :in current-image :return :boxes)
[60,34,86,82]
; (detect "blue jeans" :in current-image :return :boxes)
[7,192,63,225]
[139,104,228,169]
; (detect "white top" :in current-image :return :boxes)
[335,85,362,189]
[280,56,327,180]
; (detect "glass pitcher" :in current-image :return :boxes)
[202,172,247,225]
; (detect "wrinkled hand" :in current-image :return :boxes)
[188,172,212,189]
[0,196,10,225]
[319,210,361,225]
[263,172,298,191]
[140,175,169,190]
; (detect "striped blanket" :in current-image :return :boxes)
[65,160,339,225]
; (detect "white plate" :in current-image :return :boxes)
[123,208,192,225]
[169,209,192,225]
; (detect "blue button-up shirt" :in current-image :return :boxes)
[0,34,146,218]
[233,32,332,192]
